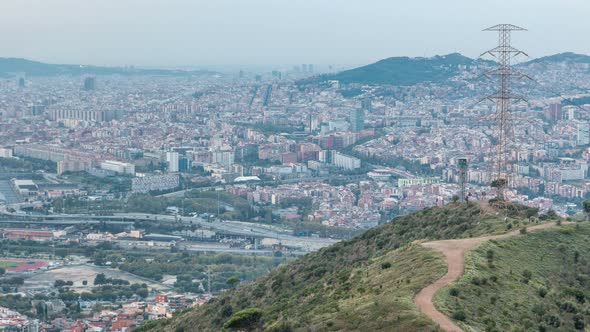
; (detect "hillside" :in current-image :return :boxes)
[0,58,213,77]
[435,222,590,332]
[522,52,590,66]
[135,202,542,332]
[312,53,489,86]
[305,52,590,87]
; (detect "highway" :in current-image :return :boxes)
[0,207,338,250]
[116,239,310,256]
[0,219,134,226]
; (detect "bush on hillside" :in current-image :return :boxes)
[223,308,263,331]
[452,310,467,321]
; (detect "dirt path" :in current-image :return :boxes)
[413,222,561,332]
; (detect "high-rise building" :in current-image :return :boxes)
[564,106,577,121]
[179,157,191,172]
[166,152,179,173]
[235,144,259,162]
[333,151,361,170]
[212,150,234,169]
[83,77,96,91]
[18,78,25,88]
[349,109,364,132]
[361,98,372,111]
[577,122,590,146]
[546,103,563,122]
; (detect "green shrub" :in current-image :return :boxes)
[521,270,532,284]
[532,303,546,317]
[223,308,263,330]
[544,315,560,328]
[381,262,392,269]
[221,304,233,318]
[452,310,466,321]
[449,288,460,297]
[560,301,578,313]
[573,315,585,330]
[266,321,293,332]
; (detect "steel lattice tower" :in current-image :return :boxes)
[482,24,527,200]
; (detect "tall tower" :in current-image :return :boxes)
[349,109,364,132]
[481,24,527,200]
[83,77,96,91]
[457,158,468,202]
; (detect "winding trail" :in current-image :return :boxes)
[413,222,561,332]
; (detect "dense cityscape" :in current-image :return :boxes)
[0,52,589,330]
[2,1,590,329]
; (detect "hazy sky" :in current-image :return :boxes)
[2,0,589,67]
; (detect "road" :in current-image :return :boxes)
[0,219,134,226]
[414,222,563,332]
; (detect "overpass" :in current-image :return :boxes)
[0,209,337,249]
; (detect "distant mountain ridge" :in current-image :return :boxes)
[0,57,214,77]
[311,52,590,86]
[313,53,491,86]
[521,52,590,65]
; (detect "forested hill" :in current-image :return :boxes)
[309,53,488,86]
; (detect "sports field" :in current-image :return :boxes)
[0,259,49,271]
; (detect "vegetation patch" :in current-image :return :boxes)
[435,223,590,332]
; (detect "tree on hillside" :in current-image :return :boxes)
[55,248,68,258]
[223,308,263,331]
[226,276,240,289]
[583,200,590,221]
[94,273,107,285]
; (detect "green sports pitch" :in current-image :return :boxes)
[0,260,25,269]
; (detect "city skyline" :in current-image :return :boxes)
[2,0,590,67]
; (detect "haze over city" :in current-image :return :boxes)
[2,0,590,66]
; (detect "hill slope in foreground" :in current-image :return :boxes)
[135,202,584,332]
[435,222,590,332]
